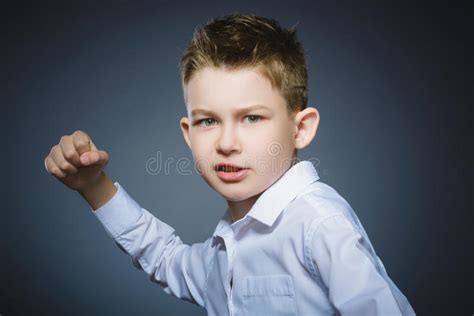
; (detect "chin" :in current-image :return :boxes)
[219,188,253,202]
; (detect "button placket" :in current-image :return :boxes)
[221,230,235,315]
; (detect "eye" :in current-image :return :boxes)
[245,115,261,124]
[197,118,217,127]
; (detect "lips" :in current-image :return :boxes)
[215,163,250,182]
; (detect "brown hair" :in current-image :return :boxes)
[180,13,308,117]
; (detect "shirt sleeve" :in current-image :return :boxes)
[91,181,208,308]
[309,213,405,316]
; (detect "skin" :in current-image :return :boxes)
[180,66,320,222]
[43,66,320,217]
[44,130,117,210]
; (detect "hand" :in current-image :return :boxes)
[44,130,109,192]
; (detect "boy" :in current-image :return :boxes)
[44,13,415,315]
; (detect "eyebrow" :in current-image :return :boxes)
[191,105,271,117]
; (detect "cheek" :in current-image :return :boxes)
[190,133,211,154]
[246,125,294,155]
[190,134,215,173]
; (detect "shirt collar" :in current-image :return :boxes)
[212,160,320,238]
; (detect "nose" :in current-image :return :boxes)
[216,124,241,154]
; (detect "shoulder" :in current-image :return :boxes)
[288,180,355,224]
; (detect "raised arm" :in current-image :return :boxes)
[91,182,209,307]
[44,130,208,307]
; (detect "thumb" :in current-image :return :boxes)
[80,149,109,167]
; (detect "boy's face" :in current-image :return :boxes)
[180,66,300,202]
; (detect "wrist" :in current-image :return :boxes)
[78,171,117,211]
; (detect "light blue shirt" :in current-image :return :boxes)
[92,160,416,315]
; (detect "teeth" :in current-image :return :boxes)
[220,166,241,172]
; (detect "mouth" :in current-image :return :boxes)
[214,163,250,182]
[214,163,247,172]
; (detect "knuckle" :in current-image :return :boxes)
[76,139,87,146]
[75,141,88,150]
[74,129,88,139]
[60,162,70,170]
[54,148,63,159]
[64,150,76,160]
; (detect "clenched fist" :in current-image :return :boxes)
[44,130,109,192]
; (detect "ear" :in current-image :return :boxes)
[180,116,192,150]
[293,107,320,149]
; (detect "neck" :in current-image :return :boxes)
[227,192,263,223]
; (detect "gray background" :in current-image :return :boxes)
[3,0,472,315]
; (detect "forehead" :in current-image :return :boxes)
[185,66,286,113]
